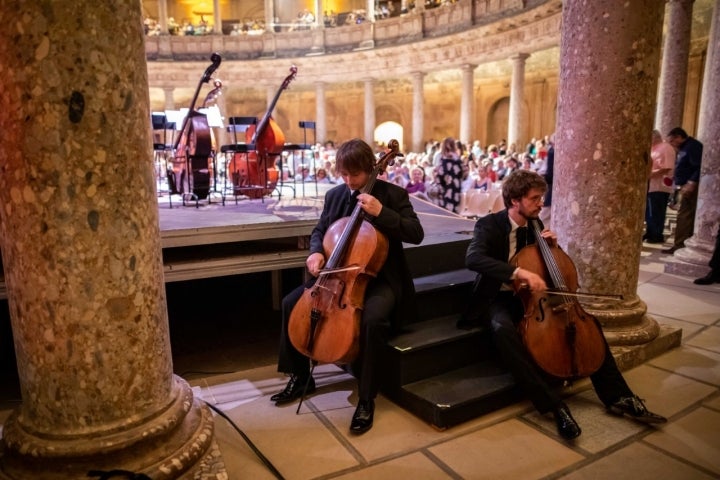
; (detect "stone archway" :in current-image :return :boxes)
[375,121,404,152]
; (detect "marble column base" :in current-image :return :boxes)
[611,323,683,372]
[663,235,714,278]
[584,295,660,346]
[0,376,216,480]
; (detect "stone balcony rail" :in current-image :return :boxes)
[145,0,563,87]
[146,0,545,62]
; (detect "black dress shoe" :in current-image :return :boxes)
[607,396,667,424]
[271,375,315,405]
[661,246,679,254]
[553,403,581,440]
[694,271,720,285]
[350,400,374,434]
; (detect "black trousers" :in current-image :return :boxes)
[278,277,393,402]
[645,191,670,242]
[488,291,633,414]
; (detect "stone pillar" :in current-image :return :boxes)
[163,86,176,110]
[411,71,425,153]
[460,64,477,148]
[265,0,275,31]
[0,2,214,478]
[316,81,327,143]
[364,78,376,146]
[315,0,322,28]
[158,0,169,35]
[655,0,695,135]
[508,53,530,149]
[554,0,665,346]
[368,0,376,21]
[213,0,222,34]
[666,1,720,275]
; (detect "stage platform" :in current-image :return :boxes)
[158,184,477,284]
[0,184,476,300]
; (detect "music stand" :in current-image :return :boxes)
[199,106,225,204]
[298,121,318,197]
[151,113,174,197]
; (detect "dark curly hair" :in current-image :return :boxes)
[335,138,374,174]
[502,170,547,208]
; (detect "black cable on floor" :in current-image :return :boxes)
[204,400,285,480]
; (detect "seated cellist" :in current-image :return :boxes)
[460,170,665,440]
[272,138,424,434]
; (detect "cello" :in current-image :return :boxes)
[510,219,607,379]
[288,140,403,365]
[171,52,221,200]
[228,65,297,199]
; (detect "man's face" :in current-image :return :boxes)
[667,135,682,149]
[513,187,545,220]
[340,169,370,191]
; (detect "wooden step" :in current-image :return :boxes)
[385,361,521,429]
[413,269,476,321]
[384,315,488,386]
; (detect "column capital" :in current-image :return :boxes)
[510,52,531,62]
[460,63,478,72]
[411,71,426,80]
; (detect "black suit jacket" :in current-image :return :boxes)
[309,180,424,330]
[461,209,542,326]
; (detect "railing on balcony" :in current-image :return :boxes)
[145,0,530,61]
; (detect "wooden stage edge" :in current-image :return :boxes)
[0,189,477,299]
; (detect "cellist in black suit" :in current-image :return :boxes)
[272,139,424,434]
[460,170,665,440]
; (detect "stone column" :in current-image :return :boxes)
[0,2,214,478]
[655,0,696,135]
[213,0,222,34]
[316,81,327,143]
[460,64,477,148]
[508,53,530,149]
[265,0,275,30]
[666,1,720,276]
[158,0,169,34]
[554,0,665,346]
[163,86,176,110]
[411,71,425,153]
[364,78,376,146]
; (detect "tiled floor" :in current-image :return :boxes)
[189,242,720,480]
[0,242,718,479]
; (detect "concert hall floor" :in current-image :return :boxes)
[0,192,719,478]
[179,243,720,480]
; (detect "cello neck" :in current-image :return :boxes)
[529,219,569,291]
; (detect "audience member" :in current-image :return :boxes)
[662,127,703,254]
[644,130,675,244]
[434,137,464,213]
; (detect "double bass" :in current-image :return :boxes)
[228,65,297,199]
[170,52,222,200]
[288,140,403,365]
[511,219,607,379]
